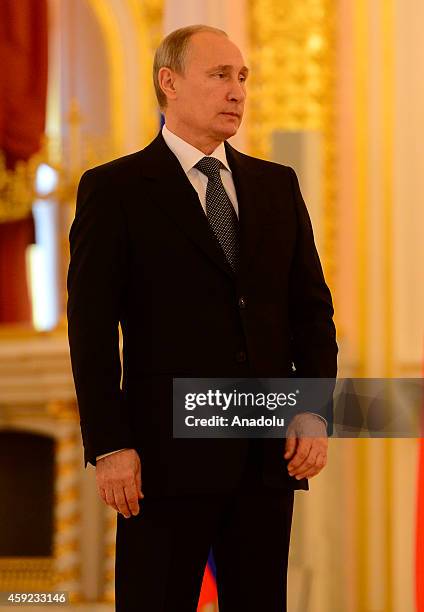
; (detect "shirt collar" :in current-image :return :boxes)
[162,123,231,175]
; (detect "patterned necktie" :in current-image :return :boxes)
[194,156,240,273]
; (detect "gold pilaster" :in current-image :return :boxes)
[102,508,117,602]
[381,0,395,608]
[51,402,82,602]
[247,0,336,285]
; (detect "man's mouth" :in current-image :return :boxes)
[221,112,240,118]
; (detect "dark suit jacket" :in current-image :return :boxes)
[67,130,338,496]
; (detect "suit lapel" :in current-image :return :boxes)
[140,132,234,279]
[139,132,268,280]
[224,141,268,275]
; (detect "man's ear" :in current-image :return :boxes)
[158,67,178,103]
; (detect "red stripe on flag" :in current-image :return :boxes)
[197,562,218,609]
[416,355,424,610]
[417,437,424,610]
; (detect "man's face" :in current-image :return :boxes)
[166,32,248,143]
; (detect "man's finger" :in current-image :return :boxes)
[124,484,140,516]
[284,434,297,459]
[291,446,319,475]
[98,486,107,504]
[104,488,119,513]
[291,439,327,474]
[135,465,144,499]
[287,438,312,472]
[294,453,327,479]
[113,487,133,518]
[294,467,319,480]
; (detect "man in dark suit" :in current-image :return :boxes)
[67,24,337,612]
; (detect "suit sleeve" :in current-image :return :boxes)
[287,166,338,433]
[67,169,134,466]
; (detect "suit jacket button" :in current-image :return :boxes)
[238,296,247,308]
[236,351,247,363]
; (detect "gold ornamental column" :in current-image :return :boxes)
[50,401,82,602]
[102,508,117,602]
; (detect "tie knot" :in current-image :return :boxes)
[194,156,222,179]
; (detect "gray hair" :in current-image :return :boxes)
[153,24,228,109]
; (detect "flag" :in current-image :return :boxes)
[416,350,424,610]
[197,550,218,610]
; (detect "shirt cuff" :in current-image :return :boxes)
[96,448,128,461]
[303,412,328,427]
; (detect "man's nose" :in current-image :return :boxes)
[227,79,246,102]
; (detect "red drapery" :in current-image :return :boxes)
[0,218,35,323]
[0,0,48,324]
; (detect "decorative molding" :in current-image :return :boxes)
[0,150,45,223]
[88,0,163,152]
[53,424,82,601]
[0,330,75,406]
[85,0,126,153]
[0,413,82,600]
[0,558,55,592]
[0,330,82,599]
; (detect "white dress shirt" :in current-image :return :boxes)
[161,123,239,217]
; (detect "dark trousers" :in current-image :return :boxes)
[115,445,295,612]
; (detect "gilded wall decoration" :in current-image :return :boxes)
[247,0,336,283]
